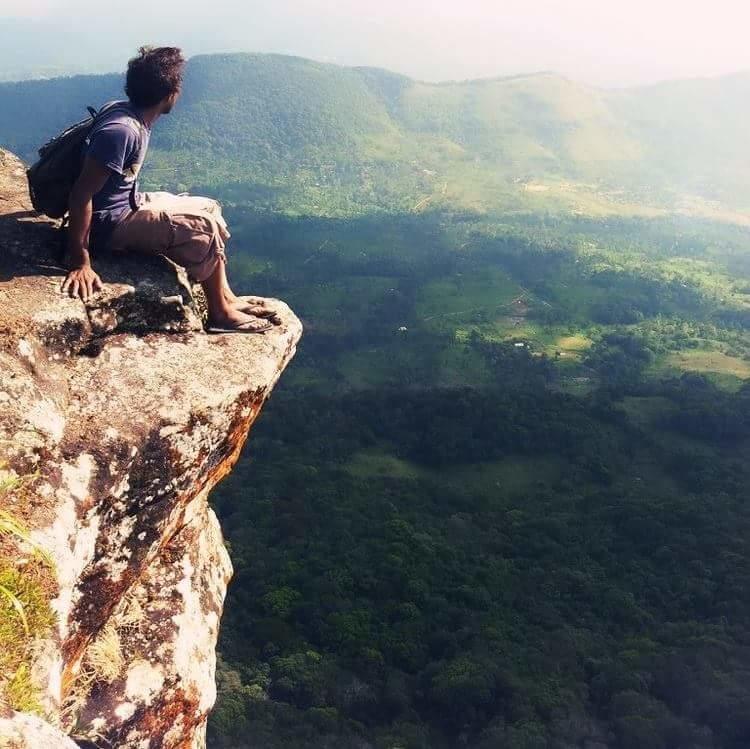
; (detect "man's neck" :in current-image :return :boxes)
[129,101,162,128]
[139,106,162,128]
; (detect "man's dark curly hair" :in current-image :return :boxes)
[125,46,186,108]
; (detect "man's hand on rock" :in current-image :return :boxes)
[61,265,103,302]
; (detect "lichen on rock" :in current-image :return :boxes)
[0,149,302,747]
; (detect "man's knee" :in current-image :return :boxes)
[165,214,225,282]
[201,196,223,217]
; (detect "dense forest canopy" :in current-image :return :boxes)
[2,54,750,749]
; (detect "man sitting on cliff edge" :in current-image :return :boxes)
[62,46,278,333]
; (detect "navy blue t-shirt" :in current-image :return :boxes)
[85,101,150,249]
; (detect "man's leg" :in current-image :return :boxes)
[141,192,230,238]
[110,207,272,331]
[139,191,262,308]
[212,257,278,322]
[201,263,273,332]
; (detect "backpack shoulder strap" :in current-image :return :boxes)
[89,102,146,141]
[89,102,147,214]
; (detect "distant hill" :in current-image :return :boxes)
[0,19,124,82]
[1,52,749,215]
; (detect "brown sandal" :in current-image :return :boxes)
[206,318,274,334]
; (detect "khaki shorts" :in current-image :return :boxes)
[109,192,230,282]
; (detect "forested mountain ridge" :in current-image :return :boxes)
[2,53,750,216]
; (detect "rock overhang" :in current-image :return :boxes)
[0,147,302,747]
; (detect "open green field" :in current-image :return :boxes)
[416,269,520,326]
[665,349,750,379]
[346,448,566,501]
[644,348,750,391]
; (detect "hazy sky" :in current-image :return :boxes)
[4,0,750,86]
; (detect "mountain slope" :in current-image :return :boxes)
[609,72,750,206]
[0,19,124,82]
[1,53,749,214]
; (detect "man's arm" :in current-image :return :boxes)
[61,156,111,301]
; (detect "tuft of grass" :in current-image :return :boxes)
[0,470,56,715]
[0,509,54,567]
[5,663,44,715]
[0,565,56,713]
[0,580,30,635]
[62,593,143,732]
[84,621,123,683]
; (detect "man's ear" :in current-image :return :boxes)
[163,91,179,113]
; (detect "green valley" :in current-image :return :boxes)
[203,205,750,749]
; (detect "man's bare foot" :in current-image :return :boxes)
[206,308,274,334]
[224,295,281,324]
[223,290,266,307]
[209,308,265,327]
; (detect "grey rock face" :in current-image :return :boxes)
[0,149,302,747]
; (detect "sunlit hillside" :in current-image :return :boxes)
[2,53,750,218]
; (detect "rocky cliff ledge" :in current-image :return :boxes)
[0,149,302,747]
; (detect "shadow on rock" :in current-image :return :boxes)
[0,205,205,342]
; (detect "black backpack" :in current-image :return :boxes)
[26,102,124,219]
